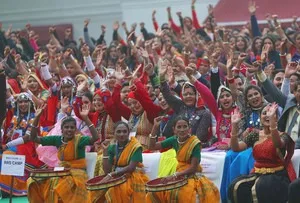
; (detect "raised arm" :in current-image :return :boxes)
[230,108,248,151]
[79,104,98,144]
[248,1,262,37]
[186,66,217,117]
[83,19,96,50]
[268,103,285,148]
[133,78,161,123]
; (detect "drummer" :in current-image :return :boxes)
[146,116,220,203]
[89,121,149,203]
[19,103,98,203]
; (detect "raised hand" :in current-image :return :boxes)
[248,1,258,15]
[247,60,262,73]
[231,108,242,125]
[238,53,247,62]
[79,104,91,120]
[35,103,47,118]
[159,59,169,77]
[77,80,88,92]
[261,44,270,62]
[14,54,21,64]
[101,139,111,150]
[185,66,194,78]
[63,48,73,60]
[268,102,278,115]
[144,63,155,76]
[285,61,298,78]
[264,63,275,77]
[131,23,137,31]
[152,10,156,19]
[167,66,175,85]
[20,76,28,91]
[207,4,214,15]
[81,44,90,57]
[84,19,90,28]
[60,97,70,113]
[113,21,120,31]
[101,25,106,33]
[114,65,125,81]
[272,15,280,27]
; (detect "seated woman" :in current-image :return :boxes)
[146,116,220,203]
[0,93,46,196]
[24,103,98,203]
[228,103,296,203]
[88,121,149,203]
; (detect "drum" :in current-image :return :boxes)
[30,168,71,178]
[86,174,127,191]
[145,176,188,192]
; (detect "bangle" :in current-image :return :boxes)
[108,173,113,178]
[279,53,286,57]
[88,124,94,128]
[31,124,38,129]
[270,126,278,131]
[149,134,157,139]
[173,172,178,178]
[102,156,109,159]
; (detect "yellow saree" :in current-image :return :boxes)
[27,135,89,203]
[89,137,149,203]
[146,136,220,203]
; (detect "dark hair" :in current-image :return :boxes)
[291,73,300,81]
[244,85,263,103]
[183,83,196,94]
[271,69,285,81]
[293,32,300,43]
[294,81,300,92]
[251,37,262,56]
[172,115,190,127]
[122,82,129,89]
[83,91,93,102]
[235,36,248,52]
[114,121,130,132]
[61,116,76,129]
[234,75,244,84]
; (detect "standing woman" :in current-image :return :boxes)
[89,121,149,203]
[146,116,220,203]
[228,103,295,203]
[26,104,98,203]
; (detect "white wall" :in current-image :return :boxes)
[0,0,218,43]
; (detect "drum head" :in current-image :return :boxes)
[86,174,127,191]
[146,176,188,192]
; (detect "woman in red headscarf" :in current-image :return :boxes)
[112,75,154,150]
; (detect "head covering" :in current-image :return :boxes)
[216,85,232,108]
[181,82,204,108]
[61,76,76,88]
[60,76,76,101]
[94,89,111,103]
[127,91,136,100]
[28,72,47,90]
[7,79,21,95]
[15,92,34,121]
[75,74,96,92]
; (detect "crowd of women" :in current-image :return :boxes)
[0,0,300,202]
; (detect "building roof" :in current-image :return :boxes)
[213,0,298,25]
